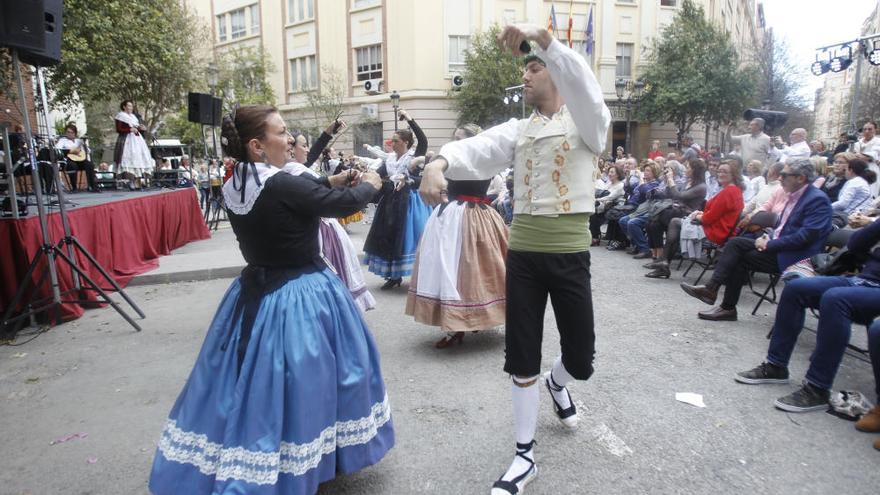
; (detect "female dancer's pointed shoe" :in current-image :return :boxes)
[380,278,402,290]
[435,332,464,349]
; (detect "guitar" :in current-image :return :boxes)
[67,148,87,162]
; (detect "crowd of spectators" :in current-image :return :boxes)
[590,118,880,451]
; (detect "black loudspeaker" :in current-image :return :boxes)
[212,97,222,127]
[743,109,788,132]
[3,0,64,67]
[0,0,45,53]
[188,92,213,125]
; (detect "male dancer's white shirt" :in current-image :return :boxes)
[438,39,610,216]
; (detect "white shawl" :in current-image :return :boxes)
[114,111,140,128]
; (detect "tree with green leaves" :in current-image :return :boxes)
[164,47,276,149]
[48,0,204,132]
[638,0,756,144]
[451,25,524,128]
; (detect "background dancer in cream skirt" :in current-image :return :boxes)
[406,125,508,348]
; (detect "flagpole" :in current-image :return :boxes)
[567,0,574,48]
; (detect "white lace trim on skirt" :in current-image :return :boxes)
[157,394,391,485]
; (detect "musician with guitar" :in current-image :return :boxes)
[56,123,99,193]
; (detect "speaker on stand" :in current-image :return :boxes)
[0,0,146,339]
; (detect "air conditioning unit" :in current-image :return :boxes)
[451,74,464,91]
[364,78,383,95]
[361,103,379,119]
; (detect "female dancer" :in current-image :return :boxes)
[406,125,509,348]
[363,108,433,289]
[113,99,154,186]
[149,105,393,494]
[284,122,377,312]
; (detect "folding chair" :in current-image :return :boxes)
[749,270,781,315]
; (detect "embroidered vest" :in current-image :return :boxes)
[513,106,598,216]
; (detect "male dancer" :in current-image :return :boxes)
[421,24,610,494]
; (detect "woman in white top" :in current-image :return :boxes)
[113,100,154,186]
[743,159,766,203]
[833,156,875,215]
[588,163,625,246]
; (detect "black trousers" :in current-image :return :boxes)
[710,236,780,310]
[646,206,686,249]
[588,212,606,240]
[504,250,596,380]
[64,158,98,190]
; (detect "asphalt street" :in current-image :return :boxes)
[1,221,878,495]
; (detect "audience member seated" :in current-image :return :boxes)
[589,164,625,246]
[704,155,722,200]
[821,153,849,202]
[733,216,880,417]
[737,162,790,231]
[740,162,784,221]
[810,155,829,188]
[643,159,707,271]
[620,160,663,257]
[644,159,740,278]
[832,156,875,217]
[606,159,644,251]
[680,160,833,322]
[743,159,766,203]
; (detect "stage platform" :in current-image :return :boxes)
[0,187,210,323]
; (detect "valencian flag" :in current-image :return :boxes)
[566,1,574,48]
[585,5,594,55]
[548,3,558,34]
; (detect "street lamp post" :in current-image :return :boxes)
[390,90,400,131]
[615,78,645,156]
[206,62,220,159]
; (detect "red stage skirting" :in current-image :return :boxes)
[0,188,210,322]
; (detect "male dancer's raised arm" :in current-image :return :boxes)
[421,24,610,205]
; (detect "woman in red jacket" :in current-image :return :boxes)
[692,160,744,244]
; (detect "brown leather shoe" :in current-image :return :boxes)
[856,405,880,432]
[874,438,880,451]
[698,306,737,321]
[680,282,718,305]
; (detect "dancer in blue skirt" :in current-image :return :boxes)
[149,105,394,495]
[363,108,433,290]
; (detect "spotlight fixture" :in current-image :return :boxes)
[829,45,853,73]
[811,51,831,76]
[503,96,510,105]
[867,40,880,66]
[512,93,520,103]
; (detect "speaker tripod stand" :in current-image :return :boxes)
[1,50,145,340]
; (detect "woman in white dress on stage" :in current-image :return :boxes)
[113,99,154,186]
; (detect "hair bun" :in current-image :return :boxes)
[220,115,244,161]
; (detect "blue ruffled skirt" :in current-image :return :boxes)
[363,189,433,278]
[148,268,394,495]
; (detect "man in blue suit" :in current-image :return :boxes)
[734,215,880,414]
[681,159,833,321]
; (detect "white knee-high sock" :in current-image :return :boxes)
[512,375,540,444]
[548,356,575,409]
[499,375,539,482]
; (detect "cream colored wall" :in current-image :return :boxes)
[186,0,764,156]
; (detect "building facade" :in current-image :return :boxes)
[189,0,762,158]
